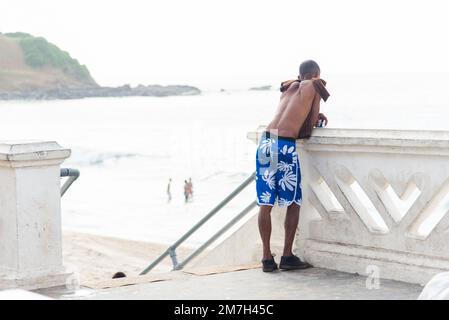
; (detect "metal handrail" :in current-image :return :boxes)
[175,200,257,270]
[140,172,256,275]
[60,168,80,197]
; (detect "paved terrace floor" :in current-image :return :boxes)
[38,267,423,300]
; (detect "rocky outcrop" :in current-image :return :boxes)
[0,84,201,100]
[249,85,272,91]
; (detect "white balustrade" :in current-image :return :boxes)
[172,127,449,285]
[290,128,449,284]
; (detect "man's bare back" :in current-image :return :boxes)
[266,80,320,139]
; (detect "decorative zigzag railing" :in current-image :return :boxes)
[251,128,449,285]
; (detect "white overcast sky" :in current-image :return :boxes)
[1,0,448,89]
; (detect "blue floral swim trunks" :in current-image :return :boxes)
[256,131,302,207]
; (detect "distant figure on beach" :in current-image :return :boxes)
[184,180,189,203]
[256,60,329,272]
[167,178,172,202]
[188,177,193,199]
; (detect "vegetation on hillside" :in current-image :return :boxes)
[3,32,33,38]
[4,33,96,85]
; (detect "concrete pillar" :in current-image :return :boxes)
[0,141,71,290]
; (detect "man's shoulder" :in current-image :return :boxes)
[299,80,315,89]
[297,80,316,97]
[281,80,316,98]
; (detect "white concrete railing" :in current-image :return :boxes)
[286,128,449,285]
[0,141,72,290]
[193,127,449,285]
[162,127,449,285]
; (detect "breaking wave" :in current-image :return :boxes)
[65,147,169,166]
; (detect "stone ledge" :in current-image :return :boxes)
[0,271,73,291]
[0,141,70,167]
[300,239,449,285]
[248,127,449,155]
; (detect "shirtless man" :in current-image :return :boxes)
[256,60,328,272]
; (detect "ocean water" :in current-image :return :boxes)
[1,73,449,247]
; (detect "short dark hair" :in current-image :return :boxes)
[299,60,320,79]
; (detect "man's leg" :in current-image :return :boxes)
[283,202,300,257]
[258,205,274,260]
[279,202,311,269]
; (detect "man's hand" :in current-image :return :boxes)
[316,113,328,127]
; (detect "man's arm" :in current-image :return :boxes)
[309,92,321,127]
[310,91,329,127]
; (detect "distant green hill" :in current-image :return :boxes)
[0,32,97,92]
[0,32,201,100]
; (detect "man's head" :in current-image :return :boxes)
[299,60,320,80]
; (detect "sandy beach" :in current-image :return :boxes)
[62,231,193,285]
